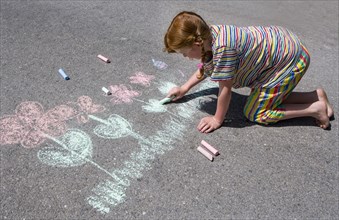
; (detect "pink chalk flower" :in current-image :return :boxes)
[0,102,75,148]
[0,96,105,149]
[109,84,141,104]
[68,96,106,124]
[129,72,155,87]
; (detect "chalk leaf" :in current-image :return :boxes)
[37,129,92,167]
[93,114,132,139]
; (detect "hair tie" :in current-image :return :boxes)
[197,63,203,70]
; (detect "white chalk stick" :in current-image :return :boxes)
[197,146,214,161]
[159,97,172,105]
[102,87,111,95]
[201,140,219,155]
[97,54,110,63]
[159,96,175,105]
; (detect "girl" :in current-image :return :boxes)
[163,11,334,133]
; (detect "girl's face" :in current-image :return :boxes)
[175,43,202,60]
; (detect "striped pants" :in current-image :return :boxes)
[243,44,310,124]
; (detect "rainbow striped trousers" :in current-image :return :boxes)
[243,44,310,124]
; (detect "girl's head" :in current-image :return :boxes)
[164,11,211,78]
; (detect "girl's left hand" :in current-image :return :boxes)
[197,116,223,133]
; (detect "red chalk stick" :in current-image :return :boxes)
[97,54,111,63]
[201,140,219,156]
[197,146,214,161]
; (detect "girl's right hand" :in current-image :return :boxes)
[167,86,187,101]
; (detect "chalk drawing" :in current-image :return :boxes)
[0,63,219,215]
[0,96,105,149]
[129,72,155,87]
[109,84,141,104]
[39,129,127,180]
[178,69,185,77]
[0,97,129,182]
[157,81,178,96]
[133,97,182,116]
[15,101,45,126]
[0,101,69,148]
[108,84,172,114]
[152,58,168,70]
[38,129,93,167]
[85,79,218,214]
[89,114,148,145]
[177,104,196,119]
[0,115,28,145]
[45,104,78,122]
[141,99,168,113]
[0,101,75,148]
[86,115,187,213]
[0,96,106,169]
[67,96,106,124]
[131,97,180,117]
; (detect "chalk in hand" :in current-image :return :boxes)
[159,96,175,105]
[102,87,111,95]
[58,68,70,80]
[97,54,111,63]
[197,146,214,161]
[201,140,219,156]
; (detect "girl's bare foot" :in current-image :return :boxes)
[312,100,330,129]
[317,88,334,119]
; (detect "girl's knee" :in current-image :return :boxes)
[244,115,268,125]
[243,110,275,125]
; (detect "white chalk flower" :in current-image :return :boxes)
[142,99,167,113]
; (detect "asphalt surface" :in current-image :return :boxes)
[1,1,338,219]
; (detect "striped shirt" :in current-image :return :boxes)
[205,25,303,88]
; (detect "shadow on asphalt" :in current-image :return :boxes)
[172,88,323,129]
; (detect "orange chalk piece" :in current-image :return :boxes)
[97,54,110,63]
[201,140,219,156]
[197,146,214,161]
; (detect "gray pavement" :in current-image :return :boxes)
[1,1,338,219]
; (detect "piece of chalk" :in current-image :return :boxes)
[97,54,110,63]
[197,146,214,161]
[159,96,175,105]
[102,87,111,95]
[58,68,70,80]
[201,140,219,156]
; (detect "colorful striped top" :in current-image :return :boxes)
[204,25,303,88]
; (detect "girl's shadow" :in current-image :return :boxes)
[174,87,321,129]
[174,87,253,128]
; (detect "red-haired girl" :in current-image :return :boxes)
[164,11,333,133]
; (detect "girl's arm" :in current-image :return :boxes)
[197,79,232,133]
[167,69,206,101]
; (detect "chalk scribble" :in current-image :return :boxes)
[152,59,168,70]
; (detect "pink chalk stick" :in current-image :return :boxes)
[197,146,214,161]
[97,54,110,63]
[201,140,219,155]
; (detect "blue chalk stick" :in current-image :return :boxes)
[58,68,70,80]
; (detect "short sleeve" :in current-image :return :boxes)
[210,46,239,81]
